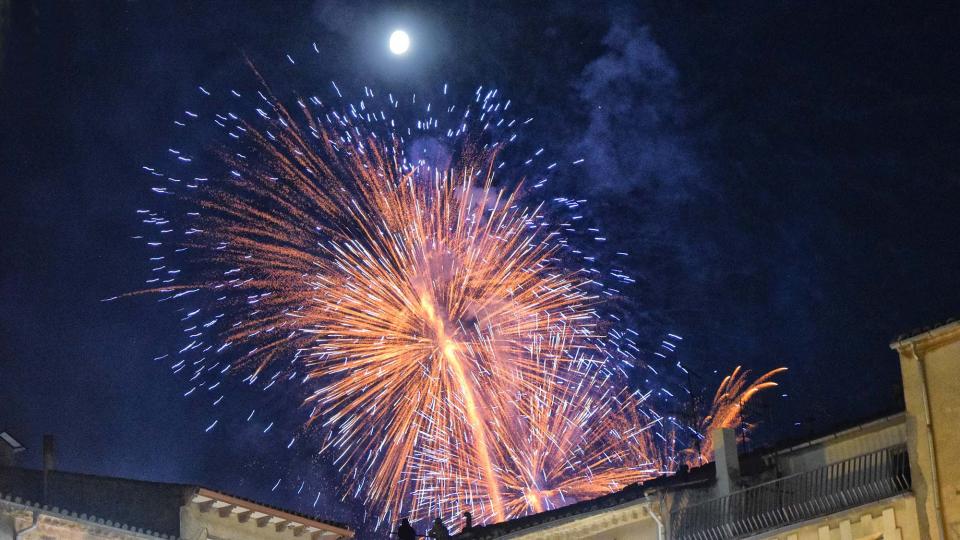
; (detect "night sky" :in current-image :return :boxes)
[2,0,960,534]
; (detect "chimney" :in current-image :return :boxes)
[43,434,55,503]
[712,427,740,496]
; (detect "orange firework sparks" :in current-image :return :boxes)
[174,96,602,525]
[302,164,601,524]
[492,331,667,518]
[685,366,788,465]
[393,328,656,522]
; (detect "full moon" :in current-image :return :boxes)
[389,30,410,55]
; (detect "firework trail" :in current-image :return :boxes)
[684,366,788,466]
[491,330,666,517]
[125,49,784,530]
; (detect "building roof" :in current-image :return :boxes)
[890,317,960,349]
[189,487,354,538]
[0,465,351,538]
[453,464,716,539]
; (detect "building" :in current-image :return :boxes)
[454,319,960,540]
[0,438,354,540]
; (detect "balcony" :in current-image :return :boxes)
[670,444,911,540]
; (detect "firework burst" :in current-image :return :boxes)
[138,83,608,525]
[126,53,783,531]
[300,158,601,524]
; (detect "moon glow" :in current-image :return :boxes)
[389,30,410,55]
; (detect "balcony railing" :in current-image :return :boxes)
[670,444,911,540]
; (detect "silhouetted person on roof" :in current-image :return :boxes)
[462,511,473,533]
[397,518,417,540]
[428,517,451,539]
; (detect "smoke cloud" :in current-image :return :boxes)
[572,21,700,197]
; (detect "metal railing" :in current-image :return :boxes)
[670,444,910,540]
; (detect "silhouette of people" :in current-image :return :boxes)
[462,511,473,532]
[428,517,451,539]
[397,518,417,540]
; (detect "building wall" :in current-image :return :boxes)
[0,512,15,540]
[755,495,922,540]
[501,501,662,540]
[770,415,906,476]
[0,508,148,540]
[574,520,658,540]
[181,504,316,540]
[896,323,960,540]
[0,504,346,540]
